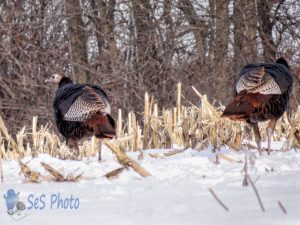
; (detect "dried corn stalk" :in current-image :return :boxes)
[41,162,82,182]
[104,140,151,177]
[0,148,3,182]
[19,160,41,182]
[0,82,298,161]
[104,167,125,180]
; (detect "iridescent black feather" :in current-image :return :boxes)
[52,77,116,152]
[222,58,293,154]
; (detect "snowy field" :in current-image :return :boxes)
[1,141,300,225]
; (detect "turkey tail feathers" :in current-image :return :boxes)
[221,92,272,122]
[97,114,116,139]
[236,67,282,95]
[86,114,116,139]
[221,98,253,121]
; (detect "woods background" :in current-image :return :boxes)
[1,0,300,133]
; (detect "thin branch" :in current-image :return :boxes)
[243,153,248,186]
[209,188,230,212]
[104,167,125,180]
[247,174,265,212]
[278,201,287,214]
[0,156,3,183]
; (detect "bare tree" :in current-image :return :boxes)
[66,0,89,82]
[178,0,207,65]
[257,0,278,62]
[213,0,229,101]
[0,0,300,134]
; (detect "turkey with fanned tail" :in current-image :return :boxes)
[45,74,116,160]
[222,58,293,154]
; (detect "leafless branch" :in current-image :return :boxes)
[278,201,287,214]
[247,174,266,212]
[209,188,230,212]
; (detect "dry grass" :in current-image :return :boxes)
[1,83,300,161]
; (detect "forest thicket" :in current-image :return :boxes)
[0,0,300,133]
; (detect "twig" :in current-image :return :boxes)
[149,153,164,159]
[214,154,220,164]
[254,175,261,184]
[191,86,203,99]
[104,167,125,180]
[164,148,187,156]
[247,174,265,212]
[243,153,248,186]
[278,201,287,214]
[209,188,229,212]
[242,143,258,150]
[138,149,144,160]
[177,82,182,123]
[242,143,277,152]
[19,160,41,183]
[217,154,242,163]
[0,156,3,182]
[41,162,64,181]
[41,162,82,182]
[280,138,291,152]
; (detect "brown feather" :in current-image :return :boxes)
[222,91,272,121]
[85,114,116,139]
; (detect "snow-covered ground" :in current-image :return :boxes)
[1,142,300,225]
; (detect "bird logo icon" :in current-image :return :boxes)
[3,189,27,220]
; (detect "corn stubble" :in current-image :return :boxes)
[1,84,300,159]
[0,83,300,181]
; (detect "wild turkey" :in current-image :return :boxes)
[222,58,293,154]
[45,74,116,160]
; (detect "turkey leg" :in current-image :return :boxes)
[98,140,102,161]
[68,139,80,159]
[266,118,277,155]
[250,122,262,155]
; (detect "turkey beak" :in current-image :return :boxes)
[45,77,52,83]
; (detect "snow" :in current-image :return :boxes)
[1,142,300,225]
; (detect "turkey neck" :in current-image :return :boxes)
[59,77,73,87]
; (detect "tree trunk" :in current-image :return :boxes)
[208,0,215,63]
[161,0,174,101]
[214,0,229,101]
[91,0,119,75]
[257,0,276,62]
[178,0,206,65]
[215,0,228,67]
[65,0,89,82]
[232,0,245,74]
[233,1,258,73]
[243,1,257,63]
[131,0,161,92]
